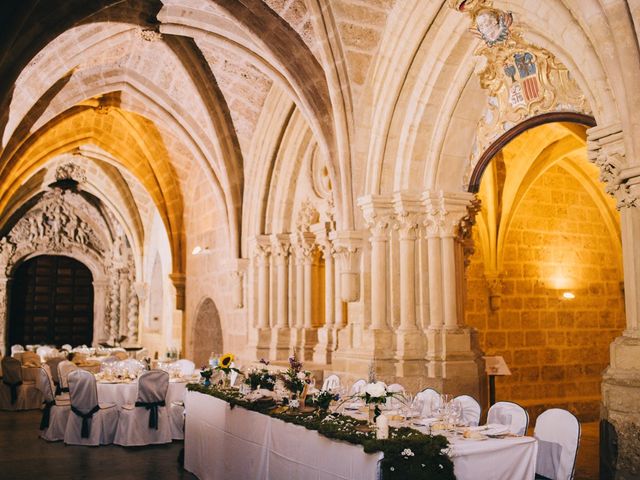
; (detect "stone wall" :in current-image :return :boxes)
[466,164,625,420]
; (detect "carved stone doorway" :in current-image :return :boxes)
[8,255,94,349]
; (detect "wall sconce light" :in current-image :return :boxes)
[562,291,575,300]
[191,246,212,255]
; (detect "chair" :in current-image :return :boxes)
[35,367,70,441]
[57,360,79,395]
[0,356,42,410]
[453,395,481,426]
[46,357,65,395]
[487,401,529,436]
[64,369,118,445]
[169,401,185,440]
[534,408,580,480]
[322,374,340,392]
[20,351,41,367]
[114,370,172,446]
[387,383,405,393]
[415,388,441,417]
[350,379,367,395]
[10,344,24,356]
[175,359,195,377]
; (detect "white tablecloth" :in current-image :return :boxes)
[184,391,537,480]
[97,381,187,406]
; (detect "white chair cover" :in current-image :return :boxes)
[415,388,442,417]
[58,360,79,394]
[169,402,185,440]
[322,374,340,392]
[20,351,41,366]
[114,370,172,446]
[36,346,54,360]
[487,401,529,436]
[35,367,70,441]
[175,359,195,376]
[61,344,73,352]
[387,383,405,393]
[454,395,481,427]
[10,344,24,356]
[64,369,118,445]
[0,356,42,410]
[534,408,580,480]
[350,379,367,395]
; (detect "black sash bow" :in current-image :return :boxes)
[3,380,22,404]
[40,400,55,430]
[55,382,61,396]
[60,386,69,393]
[71,404,100,438]
[135,400,165,429]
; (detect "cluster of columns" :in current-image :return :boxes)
[247,223,347,364]
[588,123,640,476]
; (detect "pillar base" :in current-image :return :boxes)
[291,328,318,362]
[312,326,335,364]
[247,328,271,360]
[269,328,292,361]
[393,329,427,378]
[601,336,640,478]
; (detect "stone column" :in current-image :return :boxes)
[330,231,363,303]
[392,193,427,379]
[269,235,291,360]
[92,279,110,345]
[312,222,336,364]
[422,191,484,398]
[292,231,317,361]
[589,124,640,477]
[248,236,271,358]
[228,258,249,309]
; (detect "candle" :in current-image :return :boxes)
[376,414,389,439]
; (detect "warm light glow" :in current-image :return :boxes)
[562,291,575,300]
[192,246,202,255]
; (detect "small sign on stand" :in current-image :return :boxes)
[483,356,511,406]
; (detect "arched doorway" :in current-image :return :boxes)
[192,297,223,367]
[465,119,624,421]
[8,255,94,348]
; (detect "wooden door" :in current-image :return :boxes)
[8,255,94,348]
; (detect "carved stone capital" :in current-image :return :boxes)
[422,191,477,238]
[587,124,638,209]
[329,230,364,302]
[291,232,316,263]
[392,192,423,240]
[310,222,335,259]
[270,234,291,266]
[358,195,394,241]
[169,273,186,311]
[251,235,272,266]
[485,271,504,311]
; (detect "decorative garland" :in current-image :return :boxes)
[187,384,455,480]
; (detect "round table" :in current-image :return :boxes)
[97,380,187,406]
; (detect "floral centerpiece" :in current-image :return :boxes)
[279,352,311,407]
[314,390,340,412]
[200,365,213,386]
[245,359,277,391]
[214,353,240,388]
[354,361,406,425]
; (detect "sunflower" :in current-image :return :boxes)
[219,353,234,368]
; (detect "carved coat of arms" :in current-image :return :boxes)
[503,51,542,109]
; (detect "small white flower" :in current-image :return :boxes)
[439,464,444,469]
[390,467,395,471]
[297,372,306,380]
[401,448,414,457]
[421,464,425,467]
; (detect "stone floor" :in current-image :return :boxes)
[0,410,196,480]
[1,410,599,479]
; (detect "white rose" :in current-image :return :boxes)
[363,381,387,398]
[296,372,306,380]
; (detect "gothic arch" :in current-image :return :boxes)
[191,297,223,367]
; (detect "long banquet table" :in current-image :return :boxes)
[184,391,538,480]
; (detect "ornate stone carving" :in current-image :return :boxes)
[139,27,162,42]
[55,163,87,183]
[452,2,591,187]
[587,124,638,209]
[295,200,320,232]
[330,231,364,303]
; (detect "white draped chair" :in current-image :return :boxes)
[453,395,481,427]
[10,344,24,356]
[114,370,172,446]
[35,366,70,441]
[415,388,441,417]
[46,357,65,395]
[534,408,580,480]
[64,369,118,446]
[57,360,78,397]
[350,379,367,395]
[169,402,185,440]
[175,359,195,377]
[487,401,529,436]
[0,356,41,410]
[387,383,405,393]
[322,374,340,392]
